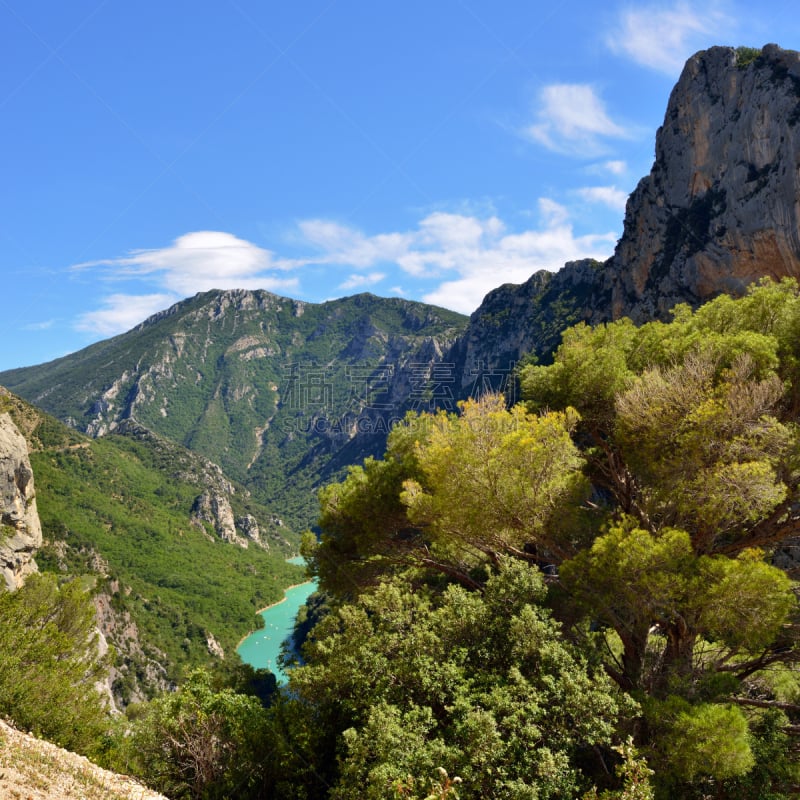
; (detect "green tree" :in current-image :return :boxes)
[276,560,633,800]
[314,395,589,595]
[124,668,270,800]
[519,279,800,792]
[0,573,111,755]
[309,279,800,796]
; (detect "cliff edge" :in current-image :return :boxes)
[611,43,800,320]
[0,412,41,589]
[454,44,800,385]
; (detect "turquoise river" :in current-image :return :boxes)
[237,556,318,683]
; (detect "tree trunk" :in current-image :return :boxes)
[617,624,650,691]
[658,619,696,694]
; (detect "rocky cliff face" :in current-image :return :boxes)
[0,412,42,589]
[454,44,800,386]
[610,44,800,321]
[450,260,611,391]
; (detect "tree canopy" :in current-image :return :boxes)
[273,561,634,800]
[0,573,112,755]
[307,279,800,798]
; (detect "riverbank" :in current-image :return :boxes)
[237,576,319,680]
[237,580,315,649]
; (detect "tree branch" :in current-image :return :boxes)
[714,648,797,679]
[717,499,800,555]
[729,696,800,714]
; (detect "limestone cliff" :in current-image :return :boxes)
[454,44,800,387]
[610,43,800,321]
[0,412,42,589]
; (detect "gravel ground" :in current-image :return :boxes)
[0,719,167,800]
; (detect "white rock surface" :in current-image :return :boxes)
[0,412,42,589]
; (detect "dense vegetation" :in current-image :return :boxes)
[32,435,302,696]
[0,389,303,703]
[7,281,800,798]
[297,279,800,799]
[0,573,111,756]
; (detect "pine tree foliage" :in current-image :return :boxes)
[273,561,632,800]
[310,279,800,797]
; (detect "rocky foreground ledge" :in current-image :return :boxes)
[0,719,166,800]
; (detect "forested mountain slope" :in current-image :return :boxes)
[0,292,466,530]
[0,387,302,705]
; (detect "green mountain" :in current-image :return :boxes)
[0,290,467,530]
[0,387,303,705]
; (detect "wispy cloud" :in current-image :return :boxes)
[576,185,629,211]
[339,272,386,290]
[300,203,616,314]
[75,294,178,336]
[606,2,734,75]
[525,84,629,156]
[297,221,411,269]
[595,159,628,176]
[23,319,56,331]
[74,231,298,295]
[72,231,300,335]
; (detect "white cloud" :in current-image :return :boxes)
[606,2,734,75]
[76,293,178,336]
[525,84,629,156]
[339,272,386,290]
[599,159,628,176]
[396,214,506,277]
[23,319,55,331]
[74,231,299,295]
[297,220,411,268]
[72,231,300,335]
[576,185,629,211]
[305,200,616,313]
[294,202,615,314]
[538,198,570,227]
[422,211,616,312]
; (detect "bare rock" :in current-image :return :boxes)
[192,491,248,548]
[0,412,42,589]
[609,44,800,320]
[236,513,262,544]
[206,632,225,659]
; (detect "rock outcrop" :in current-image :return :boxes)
[610,44,800,321]
[453,44,800,387]
[0,412,42,589]
[192,490,247,547]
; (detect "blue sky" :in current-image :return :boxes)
[1,0,798,371]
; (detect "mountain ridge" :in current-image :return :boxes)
[0,290,468,530]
